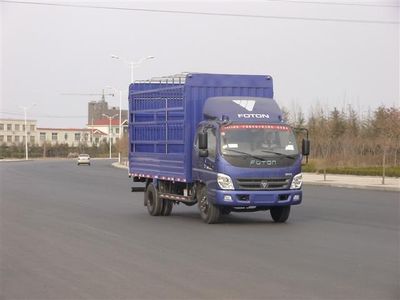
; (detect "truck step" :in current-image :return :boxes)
[159,193,194,204]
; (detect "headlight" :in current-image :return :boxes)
[217,173,235,190]
[290,173,303,189]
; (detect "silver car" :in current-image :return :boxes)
[77,154,91,166]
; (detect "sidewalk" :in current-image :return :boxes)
[112,161,129,170]
[303,173,399,192]
[113,163,399,192]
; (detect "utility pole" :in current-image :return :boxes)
[118,90,122,163]
[110,54,155,164]
[19,104,36,160]
[110,55,155,83]
[105,86,125,163]
[102,113,118,159]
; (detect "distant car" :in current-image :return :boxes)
[77,154,91,166]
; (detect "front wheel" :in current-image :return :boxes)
[270,206,291,223]
[197,186,220,224]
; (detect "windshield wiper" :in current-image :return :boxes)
[222,149,265,161]
[261,150,297,159]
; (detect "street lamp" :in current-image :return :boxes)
[105,86,127,164]
[19,103,36,160]
[102,113,118,159]
[110,54,155,83]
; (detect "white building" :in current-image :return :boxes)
[0,118,122,147]
[0,118,37,146]
[87,118,128,145]
[36,128,107,147]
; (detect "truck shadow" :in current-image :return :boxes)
[168,211,287,225]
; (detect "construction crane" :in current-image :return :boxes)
[61,89,117,128]
[60,89,114,101]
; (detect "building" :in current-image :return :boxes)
[0,118,120,147]
[0,118,37,146]
[37,128,90,147]
[36,128,107,147]
[89,128,109,145]
[86,118,128,145]
[88,98,127,126]
[1,107,127,148]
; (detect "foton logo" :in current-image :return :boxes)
[250,159,277,166]
[233,100,256,112]
[238,113,270,119]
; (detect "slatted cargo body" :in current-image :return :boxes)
[128,73,274,183]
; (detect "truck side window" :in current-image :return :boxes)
[207,128,217,160]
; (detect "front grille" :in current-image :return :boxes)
[236,177,290,190]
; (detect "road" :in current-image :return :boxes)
[1,160,399,300]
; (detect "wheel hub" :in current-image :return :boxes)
[199,195,208,213]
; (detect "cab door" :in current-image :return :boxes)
[192,125,219,201]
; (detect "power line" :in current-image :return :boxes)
[263,0,399,8]
[1,0,398,25]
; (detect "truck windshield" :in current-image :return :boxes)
[220,124,299,158]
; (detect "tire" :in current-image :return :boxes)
[197,185,220,224]
[145,183,163,216]
[161,200,173,216]
[270,206,291,223]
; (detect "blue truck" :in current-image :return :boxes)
[128,73,310,223]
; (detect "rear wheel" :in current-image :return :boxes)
[145,183,163,216]
[270,206,291,223]
[197,185,220,224]
[161,200,173,216]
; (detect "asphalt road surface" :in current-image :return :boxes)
[1,160,399,300]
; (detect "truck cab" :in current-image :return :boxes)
[191,96,309,223]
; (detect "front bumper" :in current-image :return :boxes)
[78,160,90,164]
[213,189,302,207]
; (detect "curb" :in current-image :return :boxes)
[112,162,129,170]
[303,181,399,192]
[0,159,34,162]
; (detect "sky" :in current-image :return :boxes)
[1,0,399,128]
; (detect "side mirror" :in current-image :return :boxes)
[302,139,310,156]
[198,132,208,150]
[198,132,208,157]
[199,149,209,157]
